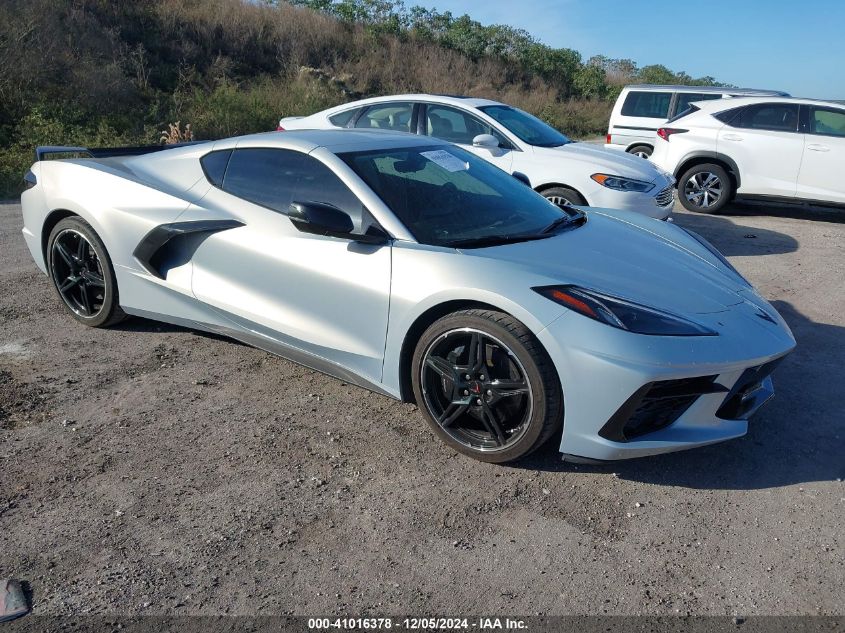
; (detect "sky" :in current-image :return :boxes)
[422,0,845,100]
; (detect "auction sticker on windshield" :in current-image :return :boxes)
[420,150,469,172]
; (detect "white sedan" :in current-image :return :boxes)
[278,94,676,220]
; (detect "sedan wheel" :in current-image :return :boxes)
[541,186,586,209]
[411,309,562,463]
[48,216,126,327]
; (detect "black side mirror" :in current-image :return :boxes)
[288,201,354,237]
[287,201,389,245]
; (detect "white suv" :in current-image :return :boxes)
[279,94,676,220]
[651,96,845,214]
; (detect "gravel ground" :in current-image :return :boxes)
[0,198,843,617]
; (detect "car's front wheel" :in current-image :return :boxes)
[541,186,586,209]
[678,163,733,214]
[47,216,126,327]
[411,309,562,463]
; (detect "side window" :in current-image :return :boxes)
[620,91,672,119]
[425,105,509,147]
[354,103,414,132]
[223,148,302,213]
[674,92,722,115]
[222,148,367,231]
[734,103,799,132]
[808,107,845,137]
[328,108,360,128]
[200,150,232,187]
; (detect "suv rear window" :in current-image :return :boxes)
[674,92,722,113]
[621,91,672,118]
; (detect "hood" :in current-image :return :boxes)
[461,210,748,316]
[533,142,667,183]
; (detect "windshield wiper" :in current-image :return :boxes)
[541,209,586,234]
[442,234,549,249]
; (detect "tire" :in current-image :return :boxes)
[411,309,563,463]
[47,216,126,328]
[678,163,733,214]
[627,145,653,159]
[541,186,586,208]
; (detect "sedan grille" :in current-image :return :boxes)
[655,185,674,208]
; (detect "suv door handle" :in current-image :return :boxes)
[722,134,743,141]
[807,143,830,152]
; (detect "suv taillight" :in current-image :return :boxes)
[606,133,611,144]
[657,127,687,141]
[276,124,285,131]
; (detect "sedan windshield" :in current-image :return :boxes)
[478,105,571,147]
[339,145,573,247]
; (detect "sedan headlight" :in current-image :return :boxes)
[591,173,654,193]
[534,285,717,336]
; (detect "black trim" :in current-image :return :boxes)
[716,358,784,420]
[599,376,727,443]
[675,151,742,189]
[733,193,845,210]
[133,219,244,279]
[35,142,204,162]
[613,125,658,132]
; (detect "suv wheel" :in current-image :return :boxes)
[678,163,733,214]
[628,145,653,159]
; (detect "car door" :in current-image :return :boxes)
[190,147,392,384]
[421,103,514,174]
[797,105,845,204]
[717,102,804,197]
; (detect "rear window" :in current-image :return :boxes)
[328,108,360,128]
[666,104,699,124]
[621,91,672,119]
[200,150,232,187]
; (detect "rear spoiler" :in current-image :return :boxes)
[35,141,205,162]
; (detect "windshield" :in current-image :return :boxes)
[338,145,570,247]
[478,105,571,147]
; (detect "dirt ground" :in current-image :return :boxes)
[0,198,843,618]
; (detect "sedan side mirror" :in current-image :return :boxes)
[288,201,354,238]
[472,134,500,149]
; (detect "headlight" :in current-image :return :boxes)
[591,173,654,193]
[534,285,717,336]
[680,227,752,288]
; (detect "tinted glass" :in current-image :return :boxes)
[674,92,722,114]
[621,91,672,118]
[425,104,509,147]
[339,144,565,246]
[735,103,799,132]
[479,105,570,147]
[354,102,414,132]
[200,150,232,187]
[809,107,845,137]
[223,149,366,230]
[328,108,360,127]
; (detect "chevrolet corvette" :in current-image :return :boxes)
[20,130,795,463]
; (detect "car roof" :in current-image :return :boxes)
[317,93,505,114]
[222,128,447,153]
[691,95,845,111]
[622,84,789,96]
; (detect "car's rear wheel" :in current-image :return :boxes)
[678,163,733,214]
[47,216,126,327]
[411,309,562,463]
[628,145,653,159]
[542,186,585,209]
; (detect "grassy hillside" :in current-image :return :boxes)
[0,0,721,197]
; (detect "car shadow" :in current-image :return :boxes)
[727,198,845,224]
[109,316,245,346]
[518,300,845,490]
[671,212,799,257]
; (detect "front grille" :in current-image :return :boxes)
[654,185,674,207]
[716,357,783,420]
[600,376,727,442]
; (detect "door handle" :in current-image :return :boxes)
[807,143,830,152]
[722,134,743,141]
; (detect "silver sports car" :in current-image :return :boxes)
[21,130,795,463]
